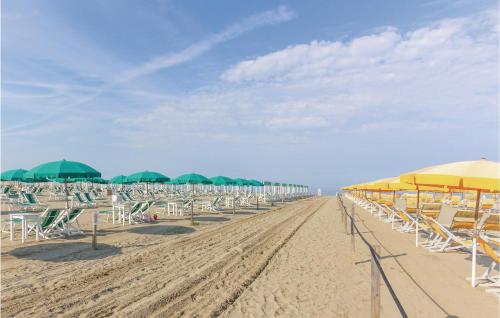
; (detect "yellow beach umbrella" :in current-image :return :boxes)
[400,158,500,193]
[400,158,500,287]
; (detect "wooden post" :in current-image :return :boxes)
[344,204,348,234]
[415,189,420,247]
[256,196,259,210]
[92,211,98,250]
[351,204,356,253]
[233,197,236,214]
[371,245,381,318]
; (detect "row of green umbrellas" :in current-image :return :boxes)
[1,160,102,183]
[1,160,308,188]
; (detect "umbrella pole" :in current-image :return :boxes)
[65,178,69,209]
[191,184,194,225]
[471,189,481,287]
[415,188,420,247]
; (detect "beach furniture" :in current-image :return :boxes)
[477,232,500,294]
[420,202,441,219]
[24,208,63,240]
[71,192,93,208]
[20,192,45,211]
[11,212,44,242]
[55,208,85,236]
[83,192,97,207]
[201,196,222,212]
[393,208,418,233]
[421,215,474,252]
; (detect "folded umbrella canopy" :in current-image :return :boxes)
[1,169,27,181]
[400,158,500,287]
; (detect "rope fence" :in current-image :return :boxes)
[337,194,408,318]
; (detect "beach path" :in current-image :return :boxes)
[223,196,499,317]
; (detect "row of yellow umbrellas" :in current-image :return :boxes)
[342,158,500,287]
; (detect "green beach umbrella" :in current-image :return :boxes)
[110,175,128,184]
[163,180,178,185]
[174,173,211,224]
[174,173,212,185]
[249,179,264,186]
[25,159,101,207]
[1,169,28,181]
[264,181,272,186]
[210,176,236,185]
[49,177,79,183]
[21,172,49,183]
[234,178,251,186]
[25,159,101,179]
[89,177,108,184]
[126,171,170,183]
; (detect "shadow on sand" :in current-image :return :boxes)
[194,216,230,222]
[221,211,256,215]
[8,242,121,262]
[128,225,195,236]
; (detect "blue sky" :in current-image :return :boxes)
[2,0,498,193]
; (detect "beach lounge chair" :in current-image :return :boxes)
[83,192,97,207]
[450,210,486,232]
[373,203,397,223]
[393,208,418,232]
[55,208,85,236]
[201,196,222,212]
[71,192,92,208]
[26,208,63,239]
[420,203,441,219]
[20,192,45,211]
[421,215,474,252]
[1,186,12,200]
[131,201,155,223]
[477,232,500,294]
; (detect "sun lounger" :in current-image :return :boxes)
[393,208,418,232]
[26,208,63,239]
[55,208,85,236]
[201,196,222,212]
[20,192,46,211]
[83,192,97,207]
[421,215,474,252]
[477,233,500,295]
[71,192,93,208]
[421,202,441,219]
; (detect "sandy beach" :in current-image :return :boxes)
[1,195,497,317]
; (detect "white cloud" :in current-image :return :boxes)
[116,6,295,83]
[2,6,295,136]
[221,13,496,84]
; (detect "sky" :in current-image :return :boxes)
[1,0,499,193]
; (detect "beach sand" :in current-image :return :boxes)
[1,196,498,317]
